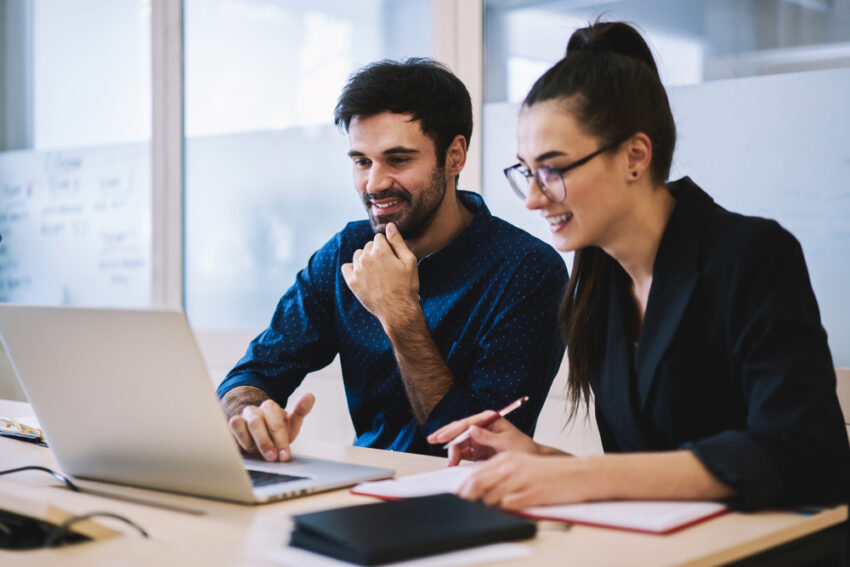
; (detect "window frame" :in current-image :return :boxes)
[150,0,483,313]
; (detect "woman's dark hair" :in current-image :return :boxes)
[524,21,676,420]
[334,58,473,168]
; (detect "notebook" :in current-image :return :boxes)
[289,493,537,565]
[0,416,45,446]
[352,465,728,535]
[0,304,394,504]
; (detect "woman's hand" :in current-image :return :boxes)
[456,450,736,510]
[427,410,542,465]
[457,452,590,509]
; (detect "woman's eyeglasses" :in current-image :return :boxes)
[503,140,621,203]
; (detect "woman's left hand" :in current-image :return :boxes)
[457,452,593,510]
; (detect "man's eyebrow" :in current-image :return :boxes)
[347,147,420,158]
[382,146,419,155]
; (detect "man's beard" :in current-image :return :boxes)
[363,167,447,240]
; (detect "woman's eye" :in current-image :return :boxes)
[537,167,561,183]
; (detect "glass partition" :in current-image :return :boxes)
[184,0,432,331]
[0,0,152,306]
[485,0,850,103]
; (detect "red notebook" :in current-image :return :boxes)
[517,500,728,535]
[352,465,728,535]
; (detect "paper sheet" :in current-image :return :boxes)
[0,415,44,441]
[268,542,531,567]
[351,464,479,498]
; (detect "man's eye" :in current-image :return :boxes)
[388,156,410,166]
[353,158,371,168]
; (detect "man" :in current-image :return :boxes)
[218,58,567,461]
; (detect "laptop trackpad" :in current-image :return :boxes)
[244,455,318,487]
[247,469,307,487]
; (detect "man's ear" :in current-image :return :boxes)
[625,132,653,181]
[444,135,467,178]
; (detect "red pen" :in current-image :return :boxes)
[443,396,530,449]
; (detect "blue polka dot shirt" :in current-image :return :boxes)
[217,191,568,455]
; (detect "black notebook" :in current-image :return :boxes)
[288,493,537,565]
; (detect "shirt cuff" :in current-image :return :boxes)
[684,430,783,510]
[216,373,276,401]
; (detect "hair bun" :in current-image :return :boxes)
[566,21,659,76]
[570,37,615,53]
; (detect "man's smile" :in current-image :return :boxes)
[370,198,407,216]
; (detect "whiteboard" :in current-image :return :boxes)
[482,67,850,367]
[0,143,151,306]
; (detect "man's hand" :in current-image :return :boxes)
[341,222,419,329]
[342,222,453,424]
[222,386,315,462]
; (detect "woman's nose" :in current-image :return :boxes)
[524,177,549,210]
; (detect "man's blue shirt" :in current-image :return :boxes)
[217,191,568,455]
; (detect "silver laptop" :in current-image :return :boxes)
[0,304,393,504]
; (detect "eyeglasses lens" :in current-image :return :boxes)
[505,165,567,203]
[506,168,529,199]
[536,168,566,202]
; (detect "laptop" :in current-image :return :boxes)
[0,304,394,504]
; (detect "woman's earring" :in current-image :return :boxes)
[631,171,638,178]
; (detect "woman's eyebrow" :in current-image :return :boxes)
[534,150,568,163]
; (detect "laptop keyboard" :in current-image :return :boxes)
[248,469,307,487]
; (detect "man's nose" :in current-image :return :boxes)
[366,163,393,194]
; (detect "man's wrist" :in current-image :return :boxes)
[221,385,270,419]
[380,299,425,341]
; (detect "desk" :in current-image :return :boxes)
[0,399,845,566]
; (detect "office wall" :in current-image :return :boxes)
[483,66,850,367]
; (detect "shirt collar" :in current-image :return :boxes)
[418,190,492,264]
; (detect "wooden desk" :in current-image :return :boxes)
[0,399,845,566]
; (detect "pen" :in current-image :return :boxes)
[443,396,529,449]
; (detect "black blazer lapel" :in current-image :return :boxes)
[597,268,649,451]
[635,178,714,410]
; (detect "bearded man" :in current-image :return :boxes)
[218,59,567,460]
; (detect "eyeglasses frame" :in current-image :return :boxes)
[503,139,623,203]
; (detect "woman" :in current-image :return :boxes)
[427,21,850,511]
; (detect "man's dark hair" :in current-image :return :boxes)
[334,58,472,168]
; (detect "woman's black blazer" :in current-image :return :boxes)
[591,177,850,510]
